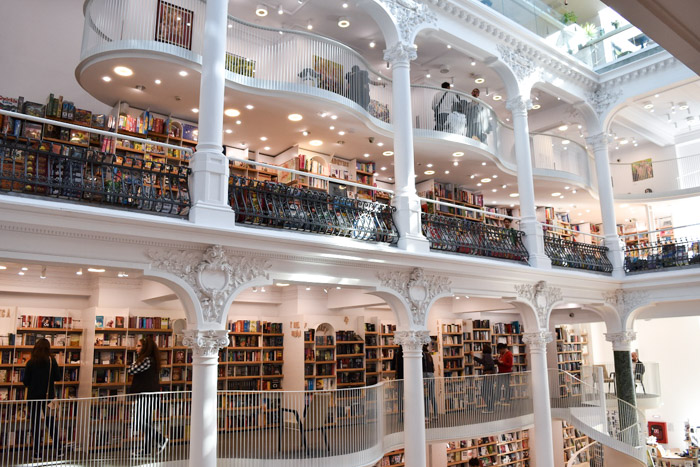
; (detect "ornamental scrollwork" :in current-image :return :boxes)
[497,44,538,82]
[148,245,271,323]
[182,329,230,357]
[383,41,418,63]
[587,86,623,119]
[515,280,563,330]
[394,330,431,352]
[505,96,532,116]
[377,267,451,326]
[522,331,553,352]
[376,0,437,46]
[603,289,651,325]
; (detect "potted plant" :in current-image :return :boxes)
[582,23,598,39]
[562,11,578,25]
[611,20,620,29]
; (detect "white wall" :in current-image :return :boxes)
[590,317,700,449]
[609,142,678,195]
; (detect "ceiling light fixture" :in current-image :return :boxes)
[114,66,133,76]
[382,151,394,156]
[369,41,376,48]
[179,70,188,77]
[427,163,433,168]
[302,131,310,136]
[364,153,370,158]
[18,271,24,276]
[264,146,270,150]
[88,268,106,273]
[225,129,232,134]
[643,101,654,109]
[278,4,284,14]
[118,272,129,278]
[246,104,254,110]
[476,183,482,187]
[154,79,162,85]
[481,162,487,166]
[76,268,83,276]
[21,267,28,271]
[493,95,502,101]
[287,113,303,121]
[551,192,561,197]
[679,102,689,110]
[470,59,476,66]
[475,76,485,84]
[307,22,313,30]
[255,4,268,16]
[0,265,6,270]
[225,108,240,117]
[562,140,570,145]
[102,76,112,82]
[509,193,519,197]
[532,104,541,110]
[452,151,464,157]
[276,282,290,287]
[309,140,323,146]
[377,142,384,147]
[424,170,435,175]
[260,136,268,141]
[480,178,491,183]
[337,17,350,28]
[453,161,459,166]
[236,120,242,125]
[40,266,47,279]
[342,2,348,7]
[558,125,569,131]
[192,108,199,113]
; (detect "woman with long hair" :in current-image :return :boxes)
[23,338,64,460]
[128,336,168,457]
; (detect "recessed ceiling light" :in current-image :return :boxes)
[475,77,485,84]
[559,195,564,199]
[492,175,498,178]
[102,76,112,82]
[679,102,689,110]
[309,140,323,146]
[377,142,384,147]
[264,146,270,150]
[114,66,133,76]
[502,184,507,188]
[330,115,338,120]
[154,79,162,85]
[493,95,502,101]
[246,104,254,110]
[445,170,450,174]
[225,109,241,117]
[329,126,335,130]
[342,2,348,7]
[0,265,6,270]
[558,125,569,131]
[562,140,570,145]
[275,282,290,287]
[278,5,284,14]
[383,151,394,156]
[302,130,310,136]
[369,41,376,48]
[338,131,345,136]
[381,166,387,171]
[453,161,459,166]
[88,268,106,273]
[480,178,491,183]
[18,271,24,276]
[509,193,519,197]
[643,102,654,109]
[424,170,435,175]
[477,183,482,187]
[492,189,497,192]
[21,267,28,271]
[307,22,313,30]
[288,113,303,121]
[337,17,350,28]
[236,120,242,125]
[225,129,233,134]
[572,189,577,194]
[363,153,370,158]
[532,104,541,110]
[551,192,561,197]
[427,163,433,168]
[255,4,268,16]
[470,60,476,66]
[260,136,268,141]
[564,186,570,190]
[452,151,464,157]
[481,162,487,166]
[192,108,199,113]
[179,70,188,77]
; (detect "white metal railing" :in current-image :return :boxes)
[584,362,661,398]
[611,153,700,196]
[530,132,593,187]
[549,369,646,462]
[567,440,602,467]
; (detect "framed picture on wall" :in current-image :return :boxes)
[155,0,194,50]
[631,158,654,182]
[649,421,668,444]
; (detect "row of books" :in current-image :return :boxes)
[17,314,76,329]
[492,321,522,335]
[227,320,283,333]
[15,332,81,347]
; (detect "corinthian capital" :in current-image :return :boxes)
[383,42,417,64]
[393,329,430,352]
[585,133,608,153]
[605,331,637,352]
[183,329,230,357]
[522,331,553,352]
[505,97,532,117]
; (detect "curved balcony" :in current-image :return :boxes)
[79,0,596,192]
[611,153,700,200]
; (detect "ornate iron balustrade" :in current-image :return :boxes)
[0,135,190,216]
[544,234,613,273]
[421,213,529,263]
[230,175,398,244]
[625,238,700,272]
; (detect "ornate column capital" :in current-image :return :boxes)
[514,280,563,330]
[603,289,651,325]
[376,0,437,45]
[393,329,430,352]
[585,133,608,153]
[497,44,538,83]
[377,267,451,326]
[183,329,230,357]
[505,96,532,117]
[522,331,554,352]
[383,42,417,64]
[587,86,623,120]
[605,331,637,352]
[148,245,271,323]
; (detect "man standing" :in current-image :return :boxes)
[496,343,513,403]
[432,82,460,132]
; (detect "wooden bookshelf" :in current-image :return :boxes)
[555,325,584,398]
[562,421,592,463]
[417,179,485,222]
[446,429,530,466]
[379,323,398,380]
[375,448,405,466]
[364,323,380,386]
[439,320,465,378]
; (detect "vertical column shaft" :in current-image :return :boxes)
[403,349,427,467]
[524,332,555,467]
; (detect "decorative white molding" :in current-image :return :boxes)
[148,245,271,323]
[383,41,418,63]
[585,133,609,153]
[603,289,651,325]
[522,331,553,352]
[605,331,637,352]
[505,96,532,116]
[497,44,538,82]
[515,280,563,330]
[393,329,431,352]
[183,329,230,357]
[377,0,437,45]
[600,56,679,88]
[377,267,451,326]
[587,86,623,119]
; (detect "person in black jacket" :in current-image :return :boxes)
[128,337,168,457]
[23,338,64,460]
[422,344,438,419]
[474,344,497,414]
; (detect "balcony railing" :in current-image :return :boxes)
[611,153,700,196]
[544,231,613,273]
[624,238,700,273]
[0,111,191,217]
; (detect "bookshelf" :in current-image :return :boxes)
[417,179,485,222]
[364,323,380,386]
[471,319,492,376]
[376,448,405,466]
[439,320,465,378]
[562,421,592,464]
[555,325,584,398]
[446,429,530,466]
[336,330,365,388]
[278,153,329,191]
[306,324,336,391]
[379,323,398,380]
[538,206,573,240]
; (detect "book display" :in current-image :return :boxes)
[303,324,336,391]
[446,429,530,466]
[0,315,82,401]
[336,330,365,388]
[417,179,484,222]
[379,323,398,380]
[364,323,380,385]
[375,448,405,467]
[278,153,329,191]
[538,206,573,240]
[562,421,592,463]
[439,320,465,378]
[555,325,584,398]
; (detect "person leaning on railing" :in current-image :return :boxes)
[432,82,461,132]
[128,337,169,457]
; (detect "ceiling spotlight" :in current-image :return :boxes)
[330,115,338,120]
[452,151,464,157]
[225,108,241,117]
[288,113,303,121]
[470,175,475,179]
[381,166,387,171]
[427,163,433,168]
[264,146,270,150]
[426,73,431,78]
[154,79,162,84]
[102,76,112,82]
[532,104,541,110]
[492,175,498,178]
[307,22,313,30]
[236,120,242,125]
[338,131,345,136]
[470,59,476,66]
[225,129,233,134]
[382,151,394,156]
[551,192,561,197]
[40,266,47,279]
[475,76,485,84]
[643,101,654,109]
[377,142,384,146]
[424,170,435,175]
[481,162,487,166]
[493,95,502,101]
[572,189,577,194]
[192,108,199,113]
[118,272,129,278]
[246,104,254,110]
[445,170,450,174]
[492,188,497,192]
[477,183,482,187]
[369,41,376,48]
[480,178,491,183]
[562,140,570,145]
[502,184,507,189]
[509,193,519,197]
[364,153,370,158]
[260,136,268,141]
[88,268,106,273]
[306,287,311,291]
[558,125,569,131]
[337,17,350,28]
[309,140,323,146]
[114,66,133,76]
[255,4,268,16]
[278,4,284,14]
[76,268,83,276]
[18,271,24,276]
[0,265,6,270]
[179,70,188,77]
[453,161,459,166]
[342,2,348,7]
[679,102,689,110]
[21,267,28,271]
[302,130,310,136]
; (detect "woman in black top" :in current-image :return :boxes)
[23,338,63,460]
[128,337,168,457]
[474,344,497,414]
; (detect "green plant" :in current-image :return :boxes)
[611,20,620,29]
[582,22,598,39]
[562,10,578,25]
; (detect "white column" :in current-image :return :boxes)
[395,329,430,467]
[506,97,551,269]
[384,43,429,253]
[523,331,556,467]
[184,329,230,467]
[189,0,236,228]
[586,133,624,277]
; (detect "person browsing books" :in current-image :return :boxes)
[496,343,514,402]
[474,343,497,413]
[128,337,168,458]
[23,338,65,460]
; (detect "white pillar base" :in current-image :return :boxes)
[520,219,551,269]
[189,150,236,228]
[604,234,625,278]
[393,193,430,254]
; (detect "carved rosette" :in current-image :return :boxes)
[603,289,651,325]
[605,331,637,352]
[505,97,532,117]
[183,329,230,357]
[522,331,553,352]
[585,133,609,153]
[383,42,418,64]
[515,281,563,330]
[393,330,430,352]
[497,44,537,82]
[376,0,437,46]
[148,245,271,323]
[587,86,623,119]
[377,267,451,326]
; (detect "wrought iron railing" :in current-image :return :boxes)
[0,135,190,216]
[624,238,700,272]
[544,234,613,273]
[229,175,398,244]
[421,212,529,263]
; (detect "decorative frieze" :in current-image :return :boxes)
[377,267,451,326]
[515,280,563,330]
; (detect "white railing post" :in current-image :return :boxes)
[506,96,551,269]
[189,0,236,228]
[184,330,229,467]
[523,331,556,467]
